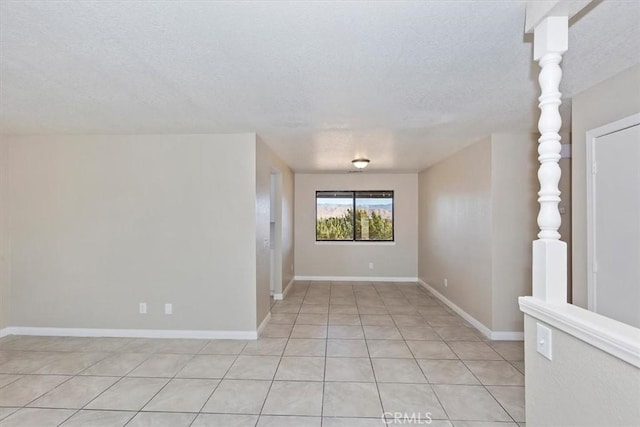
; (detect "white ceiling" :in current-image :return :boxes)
[0,1,638,172]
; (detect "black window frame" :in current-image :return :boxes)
[315,190,395,242]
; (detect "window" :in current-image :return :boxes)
[316,191,394,241]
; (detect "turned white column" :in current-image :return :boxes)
[532,16,568,303]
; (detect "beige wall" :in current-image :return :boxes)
[255,137,294,328]
[3,133,258,332]
[0,140,10,329]
[295,173,418,279]
[491,134,538,332]
[524,315,640,426]
[418,138,493,328]
[572,64,640,307]
[419,134,539,332]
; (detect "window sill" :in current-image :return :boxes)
[315,241,396,246]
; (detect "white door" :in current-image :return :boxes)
[591,123,640,328]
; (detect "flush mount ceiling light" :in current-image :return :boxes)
[352,158,370,169]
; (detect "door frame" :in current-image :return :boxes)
[269,169,283,297]
[585,112,640,312]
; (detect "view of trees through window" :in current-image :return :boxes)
[316,191,394,241]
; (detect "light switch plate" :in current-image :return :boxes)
[536,322,553,360]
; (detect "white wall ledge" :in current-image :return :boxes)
[519,296,640,368]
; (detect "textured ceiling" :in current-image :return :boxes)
[1,1,638,172]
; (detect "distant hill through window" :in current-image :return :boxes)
[316,191,394,241]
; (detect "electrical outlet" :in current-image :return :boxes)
[165,303,173,315]
[536,322,553,360]
[139,302,147,314]
[369,262,374,270]
[444,278,448,287]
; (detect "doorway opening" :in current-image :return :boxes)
[269,170,283,299]
[586,113,640,328]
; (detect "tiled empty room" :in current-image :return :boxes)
[0,1,639,426]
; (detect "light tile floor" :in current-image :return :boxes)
[0,282,525,426]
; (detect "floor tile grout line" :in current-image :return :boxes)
[256,280,310,423]
[0,349,148,425]
[0,373,23,391]
[0,407,20,423]
[484,384,525,424]
[403,284,453,421]
[80,351,154,378]
[66,348,201,425]
[403,283,521,422]
[412,282,522,423]
[51,352,138,425]
[19,375,77,425]
[15,351,115,426]
[459,358,522,423]
[319,280,334,427]
[120,351,199,426]
[0,281,524,425]
[368,283,390,422]
[189,341,250,426]
[395,284,437,363]
[75,351,177,419]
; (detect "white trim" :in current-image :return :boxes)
[418,279,492,339]
[418,279,523,341]
[315,241,396,246]
[257,312,272,338]
[295,276,418,283]
[519,296,640,368]
[1,326,258,340]
[586,113,640,312]
[491,331,525,341]
[274,277,295,300]
[0,327,10,338]
[524,0,591,34]
[283,277,295,297]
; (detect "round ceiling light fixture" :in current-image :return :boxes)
[352,158,370,169]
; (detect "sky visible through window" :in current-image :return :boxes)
[317,197,391,206]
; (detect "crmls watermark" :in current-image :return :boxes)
[382,412,433,424]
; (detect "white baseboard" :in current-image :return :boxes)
[273,278,295,301]
[0,327,10,338]
[256,312,272,338]
[491,331,525,340]
[1,326,258,340]
[283,277,295,297]
[294,276,418,283]
[417,279,523,341]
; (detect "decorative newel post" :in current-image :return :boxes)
[532,16,568,303]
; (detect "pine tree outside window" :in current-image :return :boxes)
[316,191,394,241]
